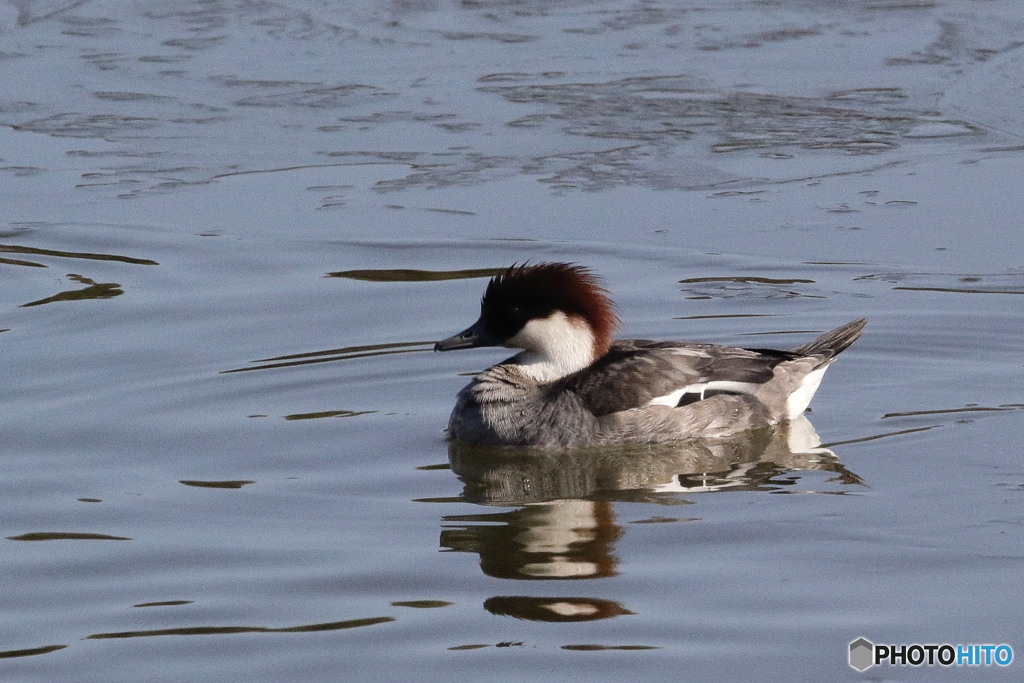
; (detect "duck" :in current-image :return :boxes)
[435,263,866,447]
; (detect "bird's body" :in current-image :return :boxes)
[436,263,865,447]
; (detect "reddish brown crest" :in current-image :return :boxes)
[482,263,620,356]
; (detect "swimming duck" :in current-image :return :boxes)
[435,263,865,447]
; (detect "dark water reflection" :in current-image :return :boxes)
[85,616,396,641]
[443,417,862,582]
[19,274,123,308]
[222,341,432,373]
[0,241,159,266]
[328,267,503,282]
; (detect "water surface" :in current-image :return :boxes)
[2,1,1023,681]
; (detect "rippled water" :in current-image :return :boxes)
[2,1,1023,681]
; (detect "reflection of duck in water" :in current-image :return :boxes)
[436,263,865,447]
[483,596,633,622]
[442,498,622,580]
[448,415,861,504]
[442,418,863,581]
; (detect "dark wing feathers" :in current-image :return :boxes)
[697,349,794,383]
[553,320,866,419]
[559,341,702,417]
[559,340,790,417]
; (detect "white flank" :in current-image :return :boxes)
[786,365,829,419]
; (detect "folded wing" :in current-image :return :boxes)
[563,340,797,417]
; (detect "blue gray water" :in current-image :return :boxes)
[2,1,1023,681]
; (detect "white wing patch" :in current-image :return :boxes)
[702,380,762,395]
[648,380,762,408]
[647,388,689,408]
[668,347,711,358]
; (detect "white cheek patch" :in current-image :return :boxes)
[505,312,598,383]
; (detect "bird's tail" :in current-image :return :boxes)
[792,318,867,360]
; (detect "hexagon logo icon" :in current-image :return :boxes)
[849,637,874,671]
